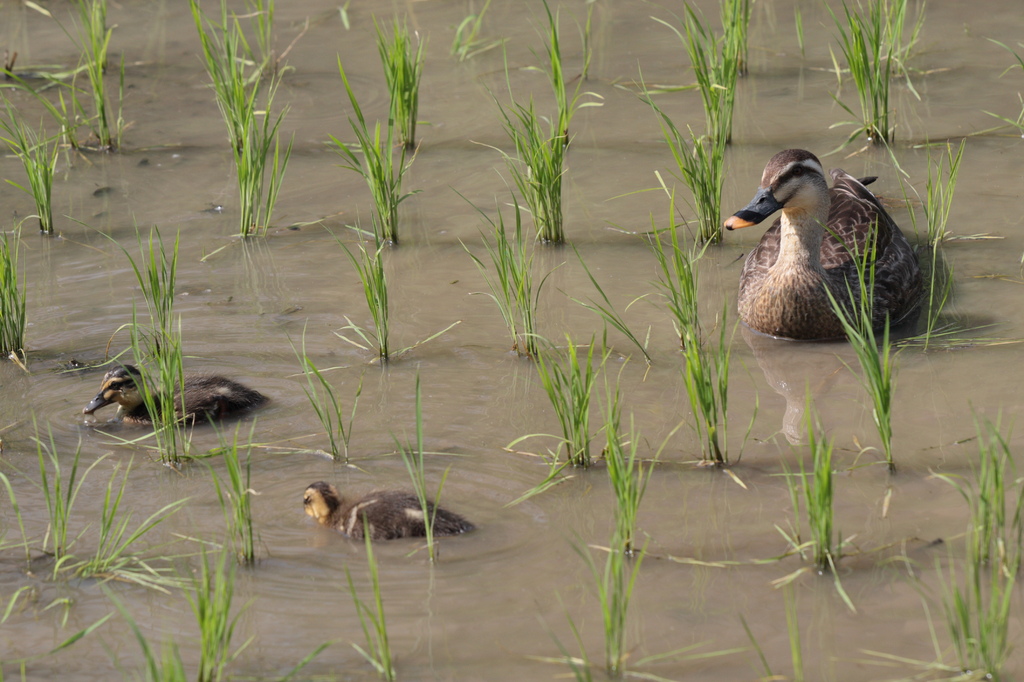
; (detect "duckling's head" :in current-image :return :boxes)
[725,149,828,230]
[303,481,342,525]
[83,365,144,416]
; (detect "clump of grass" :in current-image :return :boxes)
[34,427,101,576]
[680,303,734,466]
[601,371,653,556]
[291,328,362,460]
[69,0,122,150]
[0,227,27,358]
[491,2,600,244]
[985,39,1024,136]
[571,248,652,364]
[535,337,605,468]
[644,90,726,244]
[572,530,648,677]
[73,456,186,590]
[332,59,418,244]
[0,99,59,234]
[935,416,1023,679]
[107,589,188,681]
[921,140,966,246]
[462,194,546,358]
[335,233,391,362]
[120,228,190,465]
[492,92,567,244]
[655,4,741,145]
[376,17,425,150]
[450,0,502,61]
[33,425,183,588]
[245,0,276,73]
[211,424,261,564]
[397,374,453,563]
[827,0,907,146]
[345,531,395,680]
[824,231,898,472]
[191,0,292,236]
[188,550,252,682]
[783,402,841,573]
[648,193,704,345]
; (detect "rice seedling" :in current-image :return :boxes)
[921,140,966,246]
[291,327,362,460]
[535,336,605,468]
[985,39,1024,136]
[397,374,452,563]
[644,91,726,244]
[720,0,751,77]
[680,303,734,466]
[934,416,1023,679]
[653,5,740,145]
[824,231,898,472]
[450,0,502,61]
[491,3,600,244]
[233,78,292,238]
[572,530,648,676]
[461,193,546,358]
[784,402,841,573]
[0,226,27,358]
[345,531,395,680]
[120,228,190,464]
[647,191,705,345]
[375,17,425,150]
[68,0,122,150]
[0,471,31,567]
[0,99,59,234]
[34,426,104,576]
[332,59,418,244]
[601,371,653,556]
[107,588,188,682]
[211,424,261,564]
[191,0,292,236]
[827,0,898,146]
[245,0,275,73]
[335,233,391,362]
[73,456,186,590]
[492,93,567,244]
[188,550,253,682]
[571,248,652,364]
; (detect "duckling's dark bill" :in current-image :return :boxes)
[83,393,113,414]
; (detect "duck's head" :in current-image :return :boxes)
[724,149,828,230]
[303,481,342,524]
[83,365,144,416]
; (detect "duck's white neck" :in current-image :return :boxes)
[775,205,829,272]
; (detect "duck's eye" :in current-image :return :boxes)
[303,496,311,505]
[792,166,804,176]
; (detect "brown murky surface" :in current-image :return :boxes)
[1,0,1024,679]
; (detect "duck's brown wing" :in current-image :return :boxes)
[826,169,922,324]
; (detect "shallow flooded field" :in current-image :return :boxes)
[1,0,1024,680]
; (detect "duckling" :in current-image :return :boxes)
[82,364,268,425]
[302,481,475,540]
[724,149,922,340]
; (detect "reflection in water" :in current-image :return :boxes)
[741,324,845,444]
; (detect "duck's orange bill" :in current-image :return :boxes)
[724,215,756,230]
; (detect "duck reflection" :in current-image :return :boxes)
[740,325,846,444]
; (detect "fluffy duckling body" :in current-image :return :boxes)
[83,365,268,425]
[725,149,922,340]
[303,481,475,540]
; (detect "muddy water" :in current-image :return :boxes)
[1,0,1023,679]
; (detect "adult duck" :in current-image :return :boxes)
[724,149,922,340]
